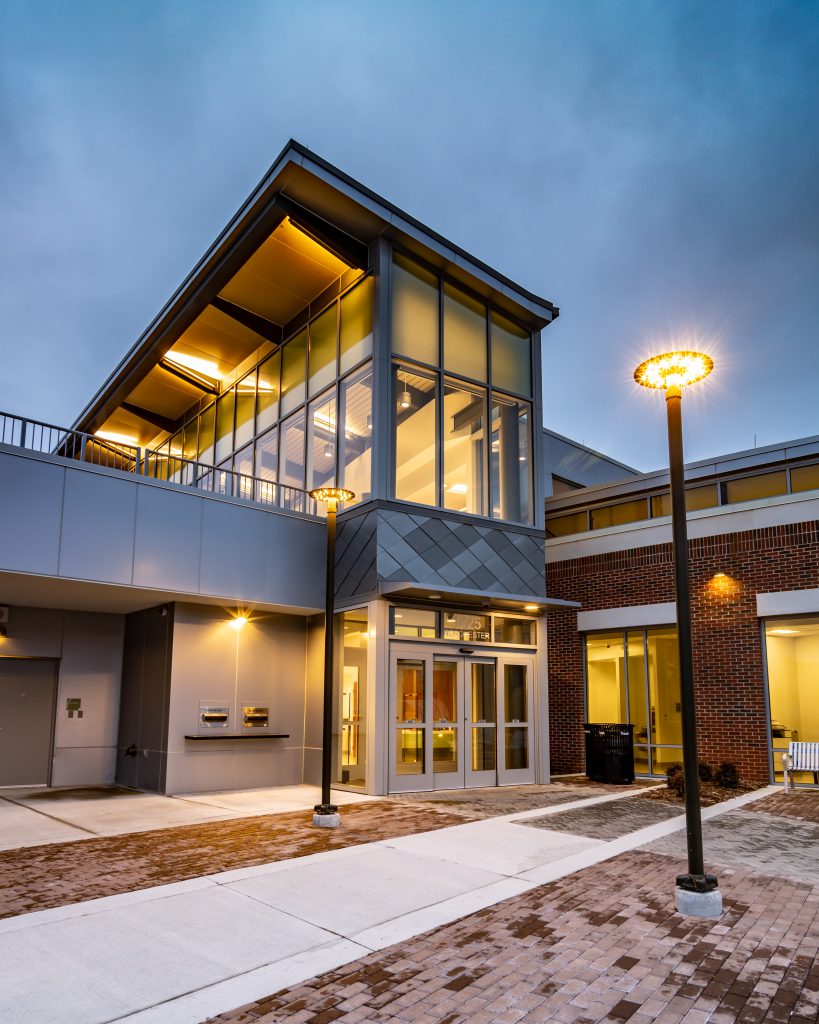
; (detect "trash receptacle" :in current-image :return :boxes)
[583,723,635,784]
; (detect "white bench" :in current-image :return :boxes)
[782,741,819,791]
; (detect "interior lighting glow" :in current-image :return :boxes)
[165,352,222,380]
[95,430,140,446]
[448,483,468,494]
[634,351,714,391]
[770,628,798,635]
[399,389,412,410]
[524,604,540,612]
[230,615,248,630]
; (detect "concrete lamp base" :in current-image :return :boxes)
[675,886,723,918]
[312,811,341,828]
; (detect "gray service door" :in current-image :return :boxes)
[0,659,58,786]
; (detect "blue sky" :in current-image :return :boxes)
[1,0,817,470]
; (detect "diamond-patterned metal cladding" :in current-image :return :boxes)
[334,506,546,601]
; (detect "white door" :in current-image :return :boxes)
[497,655,536,785]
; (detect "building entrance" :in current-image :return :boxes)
[388,645,535,792]
[0,659,58,786]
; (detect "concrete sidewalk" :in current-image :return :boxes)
[0,784,374,850]
[0,785,777,1024]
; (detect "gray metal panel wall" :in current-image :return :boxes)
[335,503,546,601]
[0,454,63,574]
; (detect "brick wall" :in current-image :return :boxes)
[546,520,819,782]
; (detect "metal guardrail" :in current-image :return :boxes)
[0,411,140,470]
[142,449,317,515]
[0,410,317,516]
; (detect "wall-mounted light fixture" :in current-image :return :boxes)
[229,615,248,630]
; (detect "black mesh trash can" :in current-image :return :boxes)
[583,723,635,784]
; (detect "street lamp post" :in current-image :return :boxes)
[309,486,355,828]
[634,351,722,918]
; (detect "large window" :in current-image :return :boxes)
[340,368,373,503]
[160,275,373,513]
[394,365,437,506]
[391,253,535,524]
[443,380,486,515]
[585,628,680,776]
[765,617,819,786]
[490,394,531,523]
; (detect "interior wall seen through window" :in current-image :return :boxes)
[333,608,368,789]
[765,617,819,784]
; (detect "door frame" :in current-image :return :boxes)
[497,653,536,786]
[0,656,59,788]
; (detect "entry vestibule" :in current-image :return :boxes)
[388,644,535,792]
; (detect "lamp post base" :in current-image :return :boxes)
[675,885,723,918]
[313,804,340,829]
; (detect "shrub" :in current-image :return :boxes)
[665,763,685,796]
[698,761,714,783]
[714,761,740,789]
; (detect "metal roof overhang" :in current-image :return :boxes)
[73,140,558,437]
[378,581,579,613]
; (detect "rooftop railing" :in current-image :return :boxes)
[0,410,317,516]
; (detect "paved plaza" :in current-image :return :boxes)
[1,782,817,1024]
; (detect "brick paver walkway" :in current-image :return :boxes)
[203,849,819,1024]
[392,782,651,820]
[0,800,466,919]
[744,790,819,826]
[520,799,680,840]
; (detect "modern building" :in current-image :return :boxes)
[0,140,567,796]
[546,435,819,787]
[2,141,817,798]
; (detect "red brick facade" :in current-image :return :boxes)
[546,519,819,782]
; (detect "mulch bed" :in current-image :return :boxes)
[640,781,764,808]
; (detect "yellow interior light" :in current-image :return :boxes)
[165,352,222,380]
[634,351,714,390]
[95,430,140,446]
[524,604,540,612]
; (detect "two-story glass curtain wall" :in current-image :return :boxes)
[153,276,373,509]
[585,628,681,775]
[391,252,534,524]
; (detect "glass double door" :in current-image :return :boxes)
[389,646,535,792]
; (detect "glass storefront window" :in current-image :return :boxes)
[396,659,424,723]
[281,329,307,415]
[340,277,373,373]
[585,627,681,776]
[181,418,198,461]
[490,311,531,397]
[340,368,372,505]
[256,351,280,433]
[334,608,368,788]
[309,305,337,397]
[391,607,437,638]
[493,616,535,645]
[214,389,235,465]
[391,253,439,366]
[234,443,254,501]
[490,394,532,524]
[765,617,819,784]
[394,365,437,506]
[307,390,336,492]
[443,283,486,381]
[442,611,490,642]
[443,380,486,515]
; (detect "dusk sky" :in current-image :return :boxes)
[1,1,817,471]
